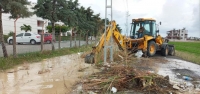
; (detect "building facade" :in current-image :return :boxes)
[2,2,50,35]
[166,28,188,40]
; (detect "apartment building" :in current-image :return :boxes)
[2,2,51,35]
[166,28,188,40]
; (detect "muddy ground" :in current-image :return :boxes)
[0,53,200,94]
[0,54,99,94]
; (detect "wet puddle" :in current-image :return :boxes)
[1,54,200,94]
[0,54,99,94]
[157,58,200,93]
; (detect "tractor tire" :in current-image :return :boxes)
[168,45,175,56]
[161,45,169,56]
[147,41,156,57]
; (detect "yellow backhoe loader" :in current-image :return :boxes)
[85,18,175,64]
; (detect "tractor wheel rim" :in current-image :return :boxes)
[150,45,155,54]
[171,48,174,55]
[166,47,168,54]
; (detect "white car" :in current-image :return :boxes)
[7,32,41,45]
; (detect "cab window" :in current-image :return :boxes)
[143,21,151,35]
[151,21,156,37]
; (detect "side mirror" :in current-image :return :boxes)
[156,30,159,33]
[160,22,161,25]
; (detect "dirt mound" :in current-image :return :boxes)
[81,64,177,94]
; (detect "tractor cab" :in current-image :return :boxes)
[130,18,159,39]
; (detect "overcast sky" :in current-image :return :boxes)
[29,0,200,37]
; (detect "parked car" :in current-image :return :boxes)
[7,32,41,45]
[43,33,52,44]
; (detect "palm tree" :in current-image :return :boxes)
[84,7,95,45]
[58,0,80,48]
[33,0,69,51]
[116,24,122,33]
[20,24,32,32]
[0,0,32,58]
[91,13,101,41]
[75,6,86,47]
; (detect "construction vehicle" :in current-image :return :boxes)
[85,18,175,64]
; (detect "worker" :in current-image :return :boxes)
[137,25,145,38]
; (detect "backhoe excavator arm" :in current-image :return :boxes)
[85,21,126,64]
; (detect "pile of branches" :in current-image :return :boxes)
[81,64,177,94]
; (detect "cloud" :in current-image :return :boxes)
[29,0,199,37]
[157,0,199,37]
[79,0,200,37]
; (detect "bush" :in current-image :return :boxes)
[8,31,14,36]
[3,35,9,43]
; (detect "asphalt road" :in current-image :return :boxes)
[0,41,88,57]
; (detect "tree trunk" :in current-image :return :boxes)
[90,31,94,44]
[41,21,47,52]
[51,0,56,51]
[70,28,73,48]
[13,17,19,58]
[0,8,8,58]
[51,22,55,51]
[79,32,81,47]
[74,31,76,47]
[59,27,61,49]
[86,30,89,45]
[13,33,16,58]
[40,31,44,52]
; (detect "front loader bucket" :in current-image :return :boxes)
[85,53,95,64]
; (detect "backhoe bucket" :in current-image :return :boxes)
[85,53,95,64]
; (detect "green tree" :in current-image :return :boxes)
[82,7,96,45]
[91,13,102,37]
[61,0,79,47]
[33,0,69,50]
[116,24,122,33]
[20,24,32,32]
[0,0,32,58]
[46,25,70,34]
[46,24,70,48]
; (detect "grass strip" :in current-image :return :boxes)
[175,50,200,65]
[0,44,92,70]
[169,41,200,56]
[169,41,200,64]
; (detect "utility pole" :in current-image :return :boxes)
[126,11,130,37]
[104,0,113,63]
